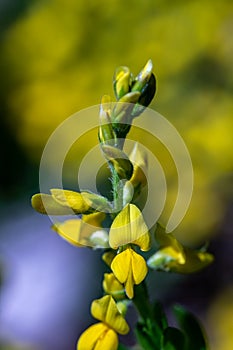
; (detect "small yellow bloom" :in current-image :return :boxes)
[31,189,110,215]
[77,322,118,350]
[155,223,185,264]
[147,223,214,273]
[109,204,151,251]
[103,273,125,299]
[91,295,129,334]
[111,248,148,299]
[52,212,107,248]
[77,295,129,350]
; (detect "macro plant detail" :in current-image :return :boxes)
[32,60,214,350]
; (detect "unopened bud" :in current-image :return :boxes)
[131,59,153,92]
[99,95,117,146]
[113,66,131,99]
[101,145,133,180]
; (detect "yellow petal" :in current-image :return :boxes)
[53,212,107,248]
[95,328,118,350]
[109,204,151,250]
[77,322,114,350]
[148,246,214,274]
[91,295,129,335]
[52,219,84,247]
[113,66,130,99]
[170,248,214,274]
[111,248,148,299]
[147,246,185,271]
[131,249,148,284]
[111,249,130,284]
[83,212,106,226]
[31,193,71,215]
[51,189,91,213]
[124,268,134,299]
[155,223,185,263]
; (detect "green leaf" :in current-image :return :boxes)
[135,322,159,350]
[173,305,208,350]
[153,301,168,330]
[162,327,186,350]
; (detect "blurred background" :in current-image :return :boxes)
[0,0,232,349]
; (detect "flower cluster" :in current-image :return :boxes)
[31,60,214,350]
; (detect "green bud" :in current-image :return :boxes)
[132,73,156,117]
[99,95,117,146]
[131,59,153,93]
[123,181,134,206]
[112,91,141,124]
[131,59,156,117]
[147,247,178,271]
[89,230,110,249]
[113,66,131,99]
[101,145,133,179]
[117,301,129,317]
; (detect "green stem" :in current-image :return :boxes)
[133,281,152,322]
[109,162,124,216]
[133,282,163,350]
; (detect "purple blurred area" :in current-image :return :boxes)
[0,202,103,350]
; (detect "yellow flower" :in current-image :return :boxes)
[31,189,110,215]
[111,247,148,299]
[109,203,151,250]
[77,323,118,350]
[77,295,129,350]
[108,204,150,299]
[147,223,214,273]
[52,212,108,248]
[102,273,125,299]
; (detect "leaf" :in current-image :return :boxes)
[135,322,159,350]
[153,301,168,330]
[162,327,186,350]
[173,305,208,350]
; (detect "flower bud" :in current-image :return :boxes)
[89,230,110,249]
[99,95,117,146]
[123,181,134,207]
[130,59,156,117]
[131,59,153,93]
[101,145,133,180]
[103,273,125,299]
[113,66,131,99]
[112,92,140,124]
